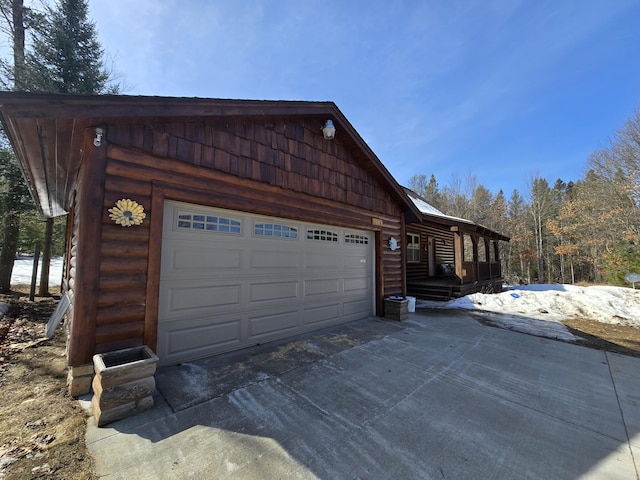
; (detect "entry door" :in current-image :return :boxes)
[428,237,436,277]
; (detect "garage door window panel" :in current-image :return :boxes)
[345,234,369,245]
[254,222,298,239]
[177,212,242,234]
[307,229,338,242]
[159,201,374,365]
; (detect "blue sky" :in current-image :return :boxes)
[86,0,640,196]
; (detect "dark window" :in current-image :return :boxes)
[345,234,369,245]
[307,229,338,242]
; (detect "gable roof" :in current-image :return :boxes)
[0,92,421,220]
[404,188,510,241]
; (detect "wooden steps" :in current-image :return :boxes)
[407,283,453,302]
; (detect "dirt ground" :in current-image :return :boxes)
[562,318,640,358]
[0,287,639,480]
[0,286,95,480]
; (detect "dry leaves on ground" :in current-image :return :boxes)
[1,285,639,480]
[0,286,95,480]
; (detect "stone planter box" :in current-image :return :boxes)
[384,296,409,321]
[92,345,159,427]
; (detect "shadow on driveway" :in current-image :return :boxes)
[86,311,640,479]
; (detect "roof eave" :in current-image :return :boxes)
[0,92,422,220]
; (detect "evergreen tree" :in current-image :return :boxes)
[469,184,493,225]
[24,0,115,94]
[488,189,507,233]
[0,0,29,291]
[423,174,443,211]
[408,173,444,211]
[28,0,118,294]
[490,189,508,271]
[0,142,33,289]
[601,244,640,286]
[0,0,119,292]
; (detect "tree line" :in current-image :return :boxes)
[409,108,640,287]
[0,1,637,292]
[0,0,118,292]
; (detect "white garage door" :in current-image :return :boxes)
[157,200,374,365]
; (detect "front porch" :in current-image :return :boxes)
[407,275,504,301]
[403,188,510,302]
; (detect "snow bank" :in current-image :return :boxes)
[11,257,640,337]
[416,283,640,340]
[464,284,640,327]
[10,257,64,286]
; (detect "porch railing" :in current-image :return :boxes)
[463,261,503,283]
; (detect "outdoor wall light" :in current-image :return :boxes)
[322,120,336,140]
[93,127,104,147]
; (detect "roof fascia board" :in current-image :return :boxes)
[0,92,421,219]
[0,92,337,120]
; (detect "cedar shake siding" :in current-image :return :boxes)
[0,94,419,367]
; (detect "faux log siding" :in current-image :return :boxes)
[90,145,404,355]
[62,194,80,342]
[93,175,151,355]
[406,224,456,283]
[426,226,455,265]
[64,138,105,365]
[64,196,79,295]
[106,119,399,218]
[381,217,404,297]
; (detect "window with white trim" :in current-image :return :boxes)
[407,233,420,263]
[177,213,241,234]
[345,234,369,245]
[307,229,338,242]
[254,223,298,239]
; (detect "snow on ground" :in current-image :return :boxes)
[10,256,64,286]
[10,257,640,343]
[416,284,640,342]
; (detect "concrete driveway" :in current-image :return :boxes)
[86,311,640,479]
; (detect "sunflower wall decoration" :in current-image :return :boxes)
[108,198,146,227]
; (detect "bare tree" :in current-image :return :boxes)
[588,109,640,244]
[528,175,553,283]
[0,0,30,291]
